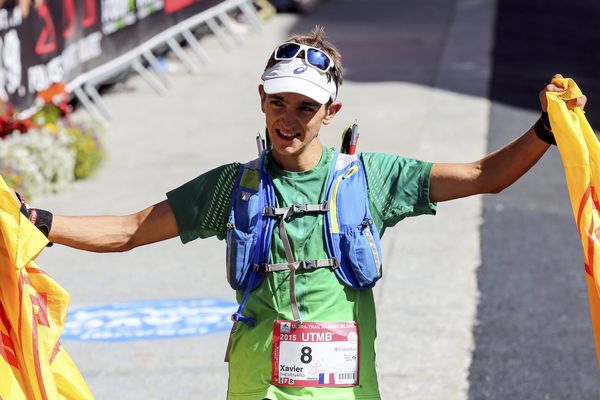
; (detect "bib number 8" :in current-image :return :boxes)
[300,346,312,364]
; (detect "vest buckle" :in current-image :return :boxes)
[292,203,307,213]
[331,257,340,269]
[299,260,317,270]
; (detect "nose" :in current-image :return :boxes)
[281,108,297,128]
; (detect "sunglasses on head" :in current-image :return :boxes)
[273,42,335,73]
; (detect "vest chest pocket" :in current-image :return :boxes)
[226,225,255,290]
[226,183,261,290]
[339,221,382,288]
[234,189,259,232]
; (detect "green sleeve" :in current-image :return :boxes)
[362,152,436,233]
[166,163,240,243]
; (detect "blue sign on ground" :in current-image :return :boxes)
[62,298,237,342]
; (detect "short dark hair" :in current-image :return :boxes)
[264,25,344,92]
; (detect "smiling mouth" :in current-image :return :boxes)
[276,129,301,140]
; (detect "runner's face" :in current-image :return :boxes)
[259,87,338,167]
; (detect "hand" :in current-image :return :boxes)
[538,73,587,112]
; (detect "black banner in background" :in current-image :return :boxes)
[0,0,223,111]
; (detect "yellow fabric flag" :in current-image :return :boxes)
[547,77,600,366]
[0,175,94,399]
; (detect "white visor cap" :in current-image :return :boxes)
[261,58,337,104]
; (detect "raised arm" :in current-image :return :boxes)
[48,199,179,253]
[429,74,587,203]
[429,127,549,202]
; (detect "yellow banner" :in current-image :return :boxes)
[0,176,94,399]
[548,78,600,366]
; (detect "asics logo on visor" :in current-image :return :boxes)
[293,66,308,75]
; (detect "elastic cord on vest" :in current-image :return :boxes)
[231,270,258,327]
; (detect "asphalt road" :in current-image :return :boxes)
[470,1,600,398]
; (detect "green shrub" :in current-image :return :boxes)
[65,123,105,180]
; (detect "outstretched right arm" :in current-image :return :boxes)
[48,199,179,253]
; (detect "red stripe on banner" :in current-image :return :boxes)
[577,185,592,233]
[576,185,598,277]
[30,293,49,328]
[0,302,13,333]
[0,332,18,367]
[21,274,33,286]
[0,303,18,368]
[18,270,51,399]
[18,271,25,344]
[587,221,595,277]
[585,186,600,278]
[49,341,61,364]
[17,272,34,338]
[31,313,49,400]
[25,267,47,276]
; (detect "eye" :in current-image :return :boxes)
[299,105,317,113]
[269,99,284,107]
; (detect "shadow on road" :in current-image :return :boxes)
[284,0,600,127]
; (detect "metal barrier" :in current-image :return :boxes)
[65,0,262,123]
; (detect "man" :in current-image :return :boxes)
[16,27,587,399]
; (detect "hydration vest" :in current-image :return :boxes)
[227,150,383,326]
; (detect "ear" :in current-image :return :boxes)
[322,101,342,125]
[258,85,267,113]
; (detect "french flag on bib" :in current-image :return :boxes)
[319,372,335,384]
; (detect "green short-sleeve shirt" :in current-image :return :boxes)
[166,147,436,400]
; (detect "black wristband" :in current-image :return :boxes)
[28,208,53,238]
[16,192,54,246]
[533,111,556,145]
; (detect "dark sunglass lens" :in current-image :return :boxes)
[276,43,301,59]
[307,49,330,70]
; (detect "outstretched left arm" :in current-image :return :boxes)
[429,74,587,203]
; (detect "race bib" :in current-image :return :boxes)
[271,320,359,387]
